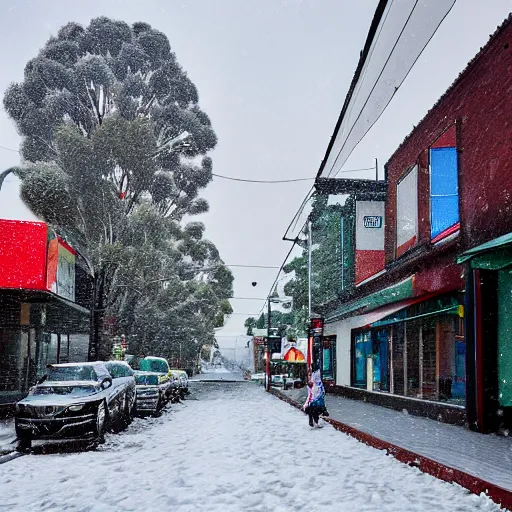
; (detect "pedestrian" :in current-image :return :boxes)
[303,369,326,428]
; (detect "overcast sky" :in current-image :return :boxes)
[0,0,511,349]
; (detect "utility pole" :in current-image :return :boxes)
[307,221,312,318]
[266,299,271,392]
[375,157,379,181]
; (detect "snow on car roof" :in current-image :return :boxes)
[48,362,105,368]
[40,380,98,387]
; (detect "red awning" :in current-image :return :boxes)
[283,347,306,362]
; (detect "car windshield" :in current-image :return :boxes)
[135,374,159,386]
[32,385,97,396]
[47,366,97,382]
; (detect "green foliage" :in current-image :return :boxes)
[311,199,343,306]
[244,317,256,336]
[4,17,232,360]
[256,313,265,329]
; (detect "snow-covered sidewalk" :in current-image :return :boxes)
[0,382,503,511]
[0,418,16,454]
[280,386,512,494]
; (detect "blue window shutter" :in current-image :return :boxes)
[430,147,459,239]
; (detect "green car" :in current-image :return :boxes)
[133,357,173,415]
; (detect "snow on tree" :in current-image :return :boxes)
[3,17,231,360]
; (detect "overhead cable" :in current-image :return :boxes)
[212,167,375,184]
[255,241,299,319]
[317,0,456,179]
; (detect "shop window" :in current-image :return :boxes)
[392,323,405,395]
[422,318,437,399]
[497,269,512,407]
[405,321,421,398]
[390,314,464,403]
[373,329,389,392]
[430,146,460,242]
[322,336,336,380]
[396,165,418,258]
[353,331,371,387]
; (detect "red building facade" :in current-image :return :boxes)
[320,15,512,433]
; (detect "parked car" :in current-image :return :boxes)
[170,369,189,398]
[283,377,303,390]
[104,361,136,428]
[14,362,122,449]
[271,374,286,388]
[133,371,172,415]
[250,373,265,383]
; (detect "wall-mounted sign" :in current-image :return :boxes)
[355,201,386,285]
[47,235,76,302]
[363,216,383,228]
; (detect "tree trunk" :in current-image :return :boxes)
[88,268,110,361]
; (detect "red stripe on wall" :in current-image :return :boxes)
[431,125,456,148]
[355,249,385,284]
[431,222,460,244]
[413,260,464,295]
[396,236,416,258]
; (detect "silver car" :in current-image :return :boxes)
[15,362,132,449]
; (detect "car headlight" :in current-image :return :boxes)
[67,404,85,412]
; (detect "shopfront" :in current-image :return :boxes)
[350,294,465,405]
[0,220,92,408]
[459,233,512,432]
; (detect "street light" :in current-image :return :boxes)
[0,168,16,191]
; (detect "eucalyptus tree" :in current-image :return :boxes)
[4,17,226,358]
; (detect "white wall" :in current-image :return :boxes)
[325,314,368,386]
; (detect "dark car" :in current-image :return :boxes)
[133,371,172,415]
[103,361,137,429]
[15,362,125,449]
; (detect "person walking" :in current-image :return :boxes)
[303,369,326,428]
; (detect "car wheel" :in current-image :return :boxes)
[153,395,162,417]
[16,430,32,452]
[96,401,108,443]
[125,392,134,425]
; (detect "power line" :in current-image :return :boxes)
[212,167,376,184]
[225,264,280,269]
[255,241,299,319]
[213,173,312,183]
[229,297,267,300]
[228,313,261,316]
[0,144,19,153]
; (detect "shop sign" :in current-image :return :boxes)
[355,201,385,284]
[56,242,76,301]
[47,235,76,302]
[363,216,383,228]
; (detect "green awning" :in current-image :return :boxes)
[457,232,512,270]
[325,276,414,323]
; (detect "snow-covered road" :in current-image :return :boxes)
[0,383,503,511]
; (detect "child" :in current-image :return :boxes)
[303,370,326,428]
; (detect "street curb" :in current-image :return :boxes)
[269,388,512,510]
[0,451,24,465]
